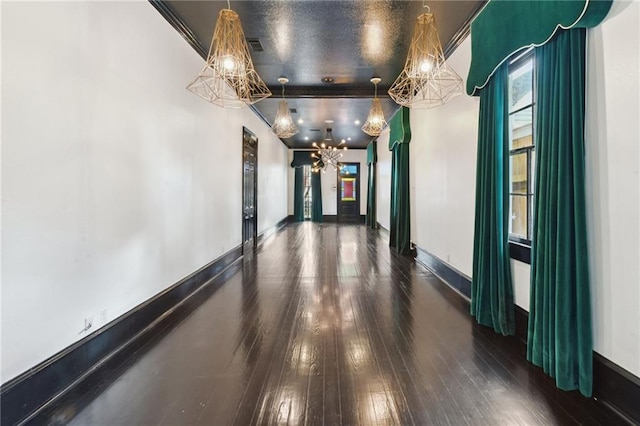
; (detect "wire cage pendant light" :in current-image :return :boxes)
[388,8,463,109]
[187,3,271,108]
[272,77,299,139]
[361,77,388,137]
[311,128,347,173]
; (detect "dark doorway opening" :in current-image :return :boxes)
[337,162,360,222]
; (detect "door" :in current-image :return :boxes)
[242,127,258,252]
[337,163,360,222]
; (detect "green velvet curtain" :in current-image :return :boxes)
[389,107,411,255]
[470,63,515,336]
[366,141,378,229]
[527,28,592,397]
[311,171,323,223]
[293,167,305,222]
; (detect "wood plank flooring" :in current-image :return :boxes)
[33,223,623,425]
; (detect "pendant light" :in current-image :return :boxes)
[388,5,463,109]
[311,128,347,173]
[272,77,299,139]
[361,77,388,137]
[186,1,271,108]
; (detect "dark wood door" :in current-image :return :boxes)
[337,163,360,222]
[242,127,258,252]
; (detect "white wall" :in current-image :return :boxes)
[376,130,392,230]
[409,39,479,277]
[585,0,640,377]
[376,2,640,378]
[1,1,288,384]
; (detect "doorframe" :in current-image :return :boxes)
[336,162,361,222]
[242,126,258,254]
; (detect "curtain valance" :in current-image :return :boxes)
[466,0,611,96]
[388,107,411,151]
[290,151,315,168]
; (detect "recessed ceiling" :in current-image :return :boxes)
[159,0,484,148]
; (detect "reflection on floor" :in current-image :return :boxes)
[34,223,618,425]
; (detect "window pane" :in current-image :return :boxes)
[340,164,357,176]
[510,106,533,149]
[529,194,535,240]
[509,58,533,111]
[303,165,312,219]
[531,148,536,194]
[510,195,528,238]
[341,178,356,201]
[510,153,528,194]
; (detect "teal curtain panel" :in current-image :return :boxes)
[366,141,378,229]
[527,28,593,397]
[311,171,323,223]
[388,107,411,255]
[470,63,515,336]
[293,167,304,222]
[467,0,612,96]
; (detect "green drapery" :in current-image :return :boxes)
[527,28,592,397]
[311,171,323,223]
[366,141,378,229]
[293,167,305,222]
[467,0,612,95]
[389,107,411,255]
[291,151,319,222]
[470,63,515,336]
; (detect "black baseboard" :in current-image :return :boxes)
[593,352,640,424]
[376,222,389,234]
[414,246,472,299]
[0,245,244,426]
[322,215,366,223]
[256,216,289,247]
[414,244,640,425]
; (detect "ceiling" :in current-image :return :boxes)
[158,0,484,149]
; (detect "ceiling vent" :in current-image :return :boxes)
[246,38,264,52]
[289,108,297,114]
[309,128,321,132]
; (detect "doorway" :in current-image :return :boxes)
[337,162,360,222]
[242,127,258,253]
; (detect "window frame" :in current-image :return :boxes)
[507,49,536,264]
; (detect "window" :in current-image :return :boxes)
[508,52,535,246]
[303,165,312,219]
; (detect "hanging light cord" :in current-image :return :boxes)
[227,0,231,9]
[422,1,430,11]
[282,84,285,98]
[374,82,378,99]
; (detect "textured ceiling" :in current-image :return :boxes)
[161,0,484,148]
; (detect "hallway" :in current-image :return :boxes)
[32,223,618,425]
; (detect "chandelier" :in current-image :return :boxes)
[388,6,463,108]
[361,77,388,137]
[272,77,299,138]
[186,1,271,108]
[311,128,347,173]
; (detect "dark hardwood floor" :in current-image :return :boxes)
[33,223,623,425]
